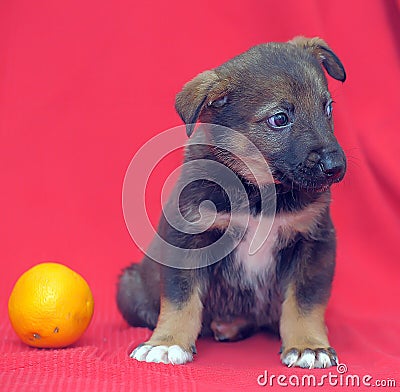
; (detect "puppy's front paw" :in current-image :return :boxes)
[130,344,193,365]
[281,347,338,369]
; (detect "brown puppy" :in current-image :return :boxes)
[117,37,346,368]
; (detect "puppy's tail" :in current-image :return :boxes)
[116,260,160,329]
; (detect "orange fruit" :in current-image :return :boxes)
[8,262,94,348]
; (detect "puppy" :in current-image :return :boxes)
[117,37,346,368]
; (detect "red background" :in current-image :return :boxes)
[1,0,399,391]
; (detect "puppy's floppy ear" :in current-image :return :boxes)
[289,36,346,82]
[175,70,226,137]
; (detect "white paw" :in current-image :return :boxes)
[315,350,333,368]
[282,347,338,369]
[130,344,193,365]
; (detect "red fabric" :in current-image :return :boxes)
[1,0,399,390]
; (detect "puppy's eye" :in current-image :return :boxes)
[267,113,290,128]
[208,96,228,108]
[326,101,333,118]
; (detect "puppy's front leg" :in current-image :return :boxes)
[280,283,338,369]
[131,269,202,365]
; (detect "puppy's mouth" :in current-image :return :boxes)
[273,171,344,194]
[272,150,346,193]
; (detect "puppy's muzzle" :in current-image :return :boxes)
[318,150,346,182]
[307,149,346,183]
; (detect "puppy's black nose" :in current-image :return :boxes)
[319,150,346,181]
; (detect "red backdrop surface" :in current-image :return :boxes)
[1,0,399,391]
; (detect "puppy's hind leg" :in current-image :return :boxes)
[211,317,256,342]
[117,258,160,330]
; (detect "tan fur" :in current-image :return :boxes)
[289,36,330,51]
[217,153,275,185]
[175,70,231,136]
[205,191,329,235]
[145,289,203,352]
[278,192,331,235]
[280,283,330,358]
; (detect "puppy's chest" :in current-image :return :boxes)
[231,205,323,280]
[233,215,282,278]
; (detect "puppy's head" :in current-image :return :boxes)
[175,37,346,193]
